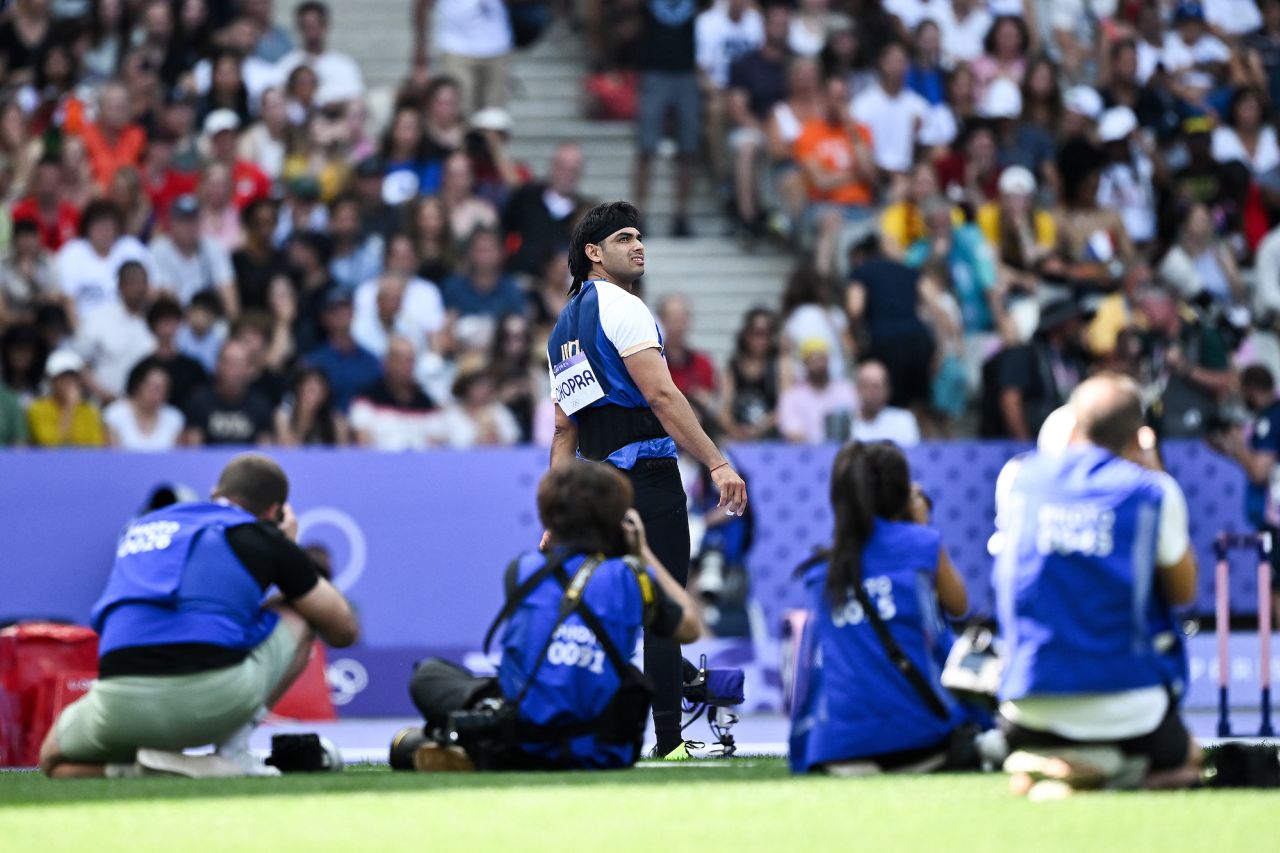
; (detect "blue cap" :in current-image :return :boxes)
[1174,1,1205,23]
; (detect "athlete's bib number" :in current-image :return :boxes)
[553,352,605,416]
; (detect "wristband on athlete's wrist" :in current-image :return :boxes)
[710,461,730,473]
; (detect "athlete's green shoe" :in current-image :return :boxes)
[663,742,692,761]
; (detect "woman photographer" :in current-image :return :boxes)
[789,441,971,774]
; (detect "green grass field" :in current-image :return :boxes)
[0,760,1274,852]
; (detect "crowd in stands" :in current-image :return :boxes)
[0,0,591,450]
[600,0,1280,445]
[4,0,1280,451]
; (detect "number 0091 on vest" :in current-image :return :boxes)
[553,352,606,416]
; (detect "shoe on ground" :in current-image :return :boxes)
[216,745,283,777]
[1004,747,1133,791]
[137,748,261,779]
[660,740,707,761]
[413,742,476,772]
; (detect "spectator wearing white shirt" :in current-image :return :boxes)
[696,0,764,186]
[1205,0,1264,37]
[350,337,443,450]
[1211,87,1280,176]
[883,0,946,33]
[439,363,521,447]
[103,362,185,450]
[352,234,447,358]
[413,0,513,114]
[1041,0,1116,83]
[851,41,930,176]
[933,0,993,66]
[851,360,921,447]
[76,261,157,403]
[788,0,845,57]
[274,2,364,109]
[697,0,764,88]
[1161,2,1231,90]
[56,200,158,324]
[1096,106,1157,249]
[149,195,236,308]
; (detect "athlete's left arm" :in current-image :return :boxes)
[625,348,748,514]
[936,546,968,618]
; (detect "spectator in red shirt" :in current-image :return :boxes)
[12,156,80,251]
[141,132,199,229]
[657,294,719,412]
[80,81,147,190]
[202,109,272,210]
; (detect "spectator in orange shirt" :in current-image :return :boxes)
[793,76,876,276]
[202,109,272,210]
[80,82,147,190]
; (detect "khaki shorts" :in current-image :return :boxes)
[54,620,300,764]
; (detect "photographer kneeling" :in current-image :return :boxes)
[789,441,978,775]
[995,373,1200,796]
[401,461,703,771]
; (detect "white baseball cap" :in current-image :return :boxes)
[1098,106,1138,143]
[1063,86,1104,120]
[469,107,513,134]
[202,108,241,138]
[45,349,84,379]
[997,165,1036,196]
[980,78,1023,120]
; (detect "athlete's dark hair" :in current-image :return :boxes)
[537,460,632,557]
[825,442,912,606]
[213,454,290,518]
[567,201,640,296]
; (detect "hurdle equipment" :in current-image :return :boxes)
[1214,531,1274,738]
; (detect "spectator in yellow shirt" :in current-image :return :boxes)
[880,162,963,260]
[976,166,1057,294]
[27,350,107,448]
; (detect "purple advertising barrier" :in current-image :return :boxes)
[0,448,547,646]
[0,442,1259,717]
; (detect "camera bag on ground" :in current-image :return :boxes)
[264,733,343,773]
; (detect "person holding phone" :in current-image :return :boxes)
[39,454,359,779]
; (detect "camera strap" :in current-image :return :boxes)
[508,554,607,709]
[482,551,572,656]
[850,580,951,722]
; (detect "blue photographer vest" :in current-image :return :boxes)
[994,446,1182,700]
[91,502,279,657]
[789,520,965,773]
[498,550,651,769]
[547,280,676,468]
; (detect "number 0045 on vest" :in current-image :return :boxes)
[553,352,605,416]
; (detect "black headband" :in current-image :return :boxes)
[581,215,638,251]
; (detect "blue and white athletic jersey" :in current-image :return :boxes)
[547,280,677,469]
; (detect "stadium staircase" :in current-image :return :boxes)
[320,2,796,364]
